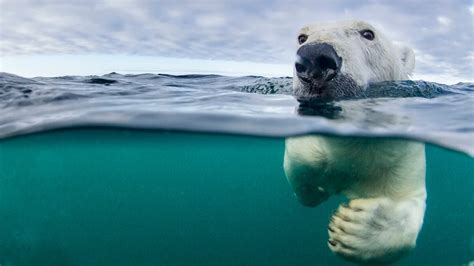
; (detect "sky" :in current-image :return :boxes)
[0,0,473,83]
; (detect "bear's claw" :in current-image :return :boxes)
[327,198,423,264]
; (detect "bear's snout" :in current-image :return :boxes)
[295,43,342,89]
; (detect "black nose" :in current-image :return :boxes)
[295,43,342,85]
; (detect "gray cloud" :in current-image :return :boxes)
[1,0,473,79]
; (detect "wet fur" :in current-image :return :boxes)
[285,20,425,264]
[293,20,415,99]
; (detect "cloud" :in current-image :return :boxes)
[437,16,452,27]
[0,0,473,81]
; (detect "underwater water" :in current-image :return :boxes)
[0,72,473,265]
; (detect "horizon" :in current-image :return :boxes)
[1,54,471,85]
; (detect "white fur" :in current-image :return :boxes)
[295,20,415,87]
[285,20,425,264]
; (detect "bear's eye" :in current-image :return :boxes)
[298,34,308,44]
[360,29,375,40]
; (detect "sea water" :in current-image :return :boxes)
[0,72,473,265]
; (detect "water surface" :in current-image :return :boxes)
[1,72,473,155]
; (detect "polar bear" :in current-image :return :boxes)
[284,20,425,264]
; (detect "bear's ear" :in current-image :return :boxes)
[399,46,415,75]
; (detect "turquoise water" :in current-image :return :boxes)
[0,129,472,265]
[0,72,473,265]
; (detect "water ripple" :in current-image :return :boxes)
[0,72,472,156]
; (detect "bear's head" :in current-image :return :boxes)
[293,20,415,99]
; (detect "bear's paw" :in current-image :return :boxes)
[328,198,421,264]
